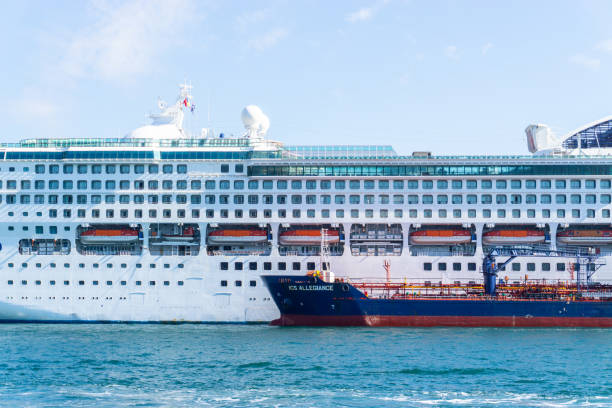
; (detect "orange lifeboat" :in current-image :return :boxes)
[79,228,140,244]
[557,229,612,245]
[409,229,472,245]
[279,229,340,246]
[207,229,268,245]
[482,229,545,245]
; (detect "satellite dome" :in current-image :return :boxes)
[241,105,270,138]
[241,105,264,127]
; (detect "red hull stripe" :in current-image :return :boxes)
[272,314,612,327]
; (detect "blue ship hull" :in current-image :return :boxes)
[262,276,612,327]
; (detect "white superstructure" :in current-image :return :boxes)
[2,84,612,322]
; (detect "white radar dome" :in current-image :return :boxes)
[241,105,270,138]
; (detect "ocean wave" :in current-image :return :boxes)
[398,367,510,375]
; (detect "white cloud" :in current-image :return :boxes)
[58,0,198,80]
[345,0,389,23]
[346,7,374,23]
[236,9,270,31]
[569,54,600,70]
[247,28,288,52]
[596,39,612,52]
[482,42,493,55]
[444,45,458,60]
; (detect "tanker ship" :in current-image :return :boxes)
[263,246,612,327]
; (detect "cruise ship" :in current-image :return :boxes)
[2,83,612,322]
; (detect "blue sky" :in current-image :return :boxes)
[1,0,612,155]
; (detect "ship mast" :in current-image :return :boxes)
[320,228,332,282]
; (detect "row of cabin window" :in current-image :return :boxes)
[202,179,611,190]
[220,261,317,271]
[10,207,612,220]
[220,280,256,287]
[424,262,594,272]
[4,193,611,206]
[5,178,612,192]
[7,279,186,287]
[6,279,258,288]
[8,262,184,269]
[6,180,201,190]
[33,164,188,174]
[3,194,203,205]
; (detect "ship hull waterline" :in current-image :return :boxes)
[272,314,612,327]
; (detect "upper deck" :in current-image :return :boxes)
[2,83,612,170]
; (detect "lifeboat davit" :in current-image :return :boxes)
[482,229,545,245]
[79,229,140,244]
[279,229,340,246]
[557,229,612,245]
[207,229,268,245]
[409,229,472,245]
[161,226,197,242]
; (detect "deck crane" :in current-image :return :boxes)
[483,245,606,296]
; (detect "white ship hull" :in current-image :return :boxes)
[2,247,612,322]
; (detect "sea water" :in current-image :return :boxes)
[0,324,610,407]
